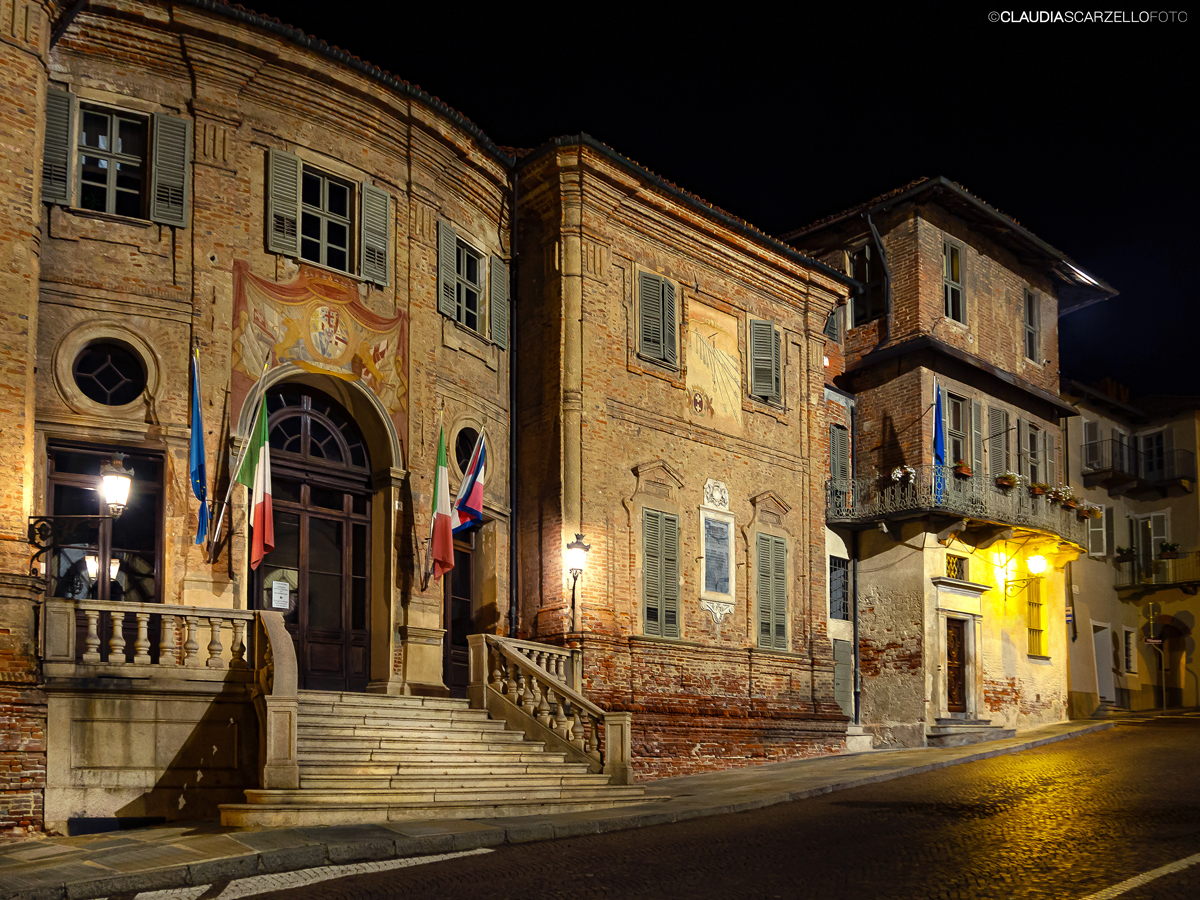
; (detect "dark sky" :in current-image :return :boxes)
[250,2,1195,399]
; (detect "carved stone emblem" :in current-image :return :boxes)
[703,478,729,510]
[701,599,734,625]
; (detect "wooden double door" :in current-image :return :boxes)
[255,386,372,692]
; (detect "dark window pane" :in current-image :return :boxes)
[455,428,479,474]
[81,112,109,149]
[309,518,343,574]
[117,118,145,158]
[326,221,347,249]
[300,238,320,263]
[271,415,303,454]
[309,420,341,461]
[115,162,142,192]
[52,449,104,477]
[114,188,141,218]
[450,548,471,599]
[80,182,107,212]
[327,181,348,217]
[265,512,300,570]
[116,552,156,603]
[73,343,146,406]
[307,572,343,630]
[351,577,366,631]
[326,247,347,272]
[352,494,368,515]
[302,171,322,207]
[352,524,367,577]
[301,212,321,239]
[273,478,301,505]
[53,484,100,520]
[310,485,343,511]
[111,488,157,551]
[465,252,478,284]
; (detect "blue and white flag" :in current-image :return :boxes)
[933,378,946,505]
[190,349,210,545]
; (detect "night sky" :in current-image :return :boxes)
[246,3,1195,399]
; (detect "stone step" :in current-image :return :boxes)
[298,772,610,791]
[220,792,660,827]
[926,726,1015,748]
[298,723,515,741]
[297,750,566,766]
[297,690,471,712]
[297,735,534,754]
[297,708,497,727]
[298,759,589,778]
[241,782,645,807]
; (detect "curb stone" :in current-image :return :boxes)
[0,722,1114,900]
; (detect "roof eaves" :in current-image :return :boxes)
[519,134,859,292]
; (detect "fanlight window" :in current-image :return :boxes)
[266,387,369,471]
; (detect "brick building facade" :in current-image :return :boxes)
[790,178,1116,748]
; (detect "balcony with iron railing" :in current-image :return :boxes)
[1082,439,1195,497]
[827,464,1086,545]
[1115,549,1200,592]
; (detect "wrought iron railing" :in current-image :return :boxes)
[1082,439,1195,484]
[827,464,1086,544]
[1115,550,1200,589]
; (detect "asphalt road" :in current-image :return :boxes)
[248,716,1200,900]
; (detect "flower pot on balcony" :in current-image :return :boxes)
[1030,486,1047,497]
[996,476,1015,489]
[953,464,972,478]
[1063,499,1078,510]
[1114,552,1136,564]
[1160,551,1179,560]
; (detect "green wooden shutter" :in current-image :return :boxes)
[756,533,772,647]
[437,219,457,317]
[1017,419,1029,480]
[988,408,1006,476]
[149,113,191,227]
[661,279,677,366]
[267,149,301,256]
[662,513,679,638]
[490,255,509,350]
[830,424,850,481]
[360,182,390,286]
[1045,430,1056,486]
[643,509,662,636]
[43,86,73,205]
[638,271,663,361]
[771,535,787,650]
[749,319,778,401]
[771,323,781,402]
[971,400,983,471]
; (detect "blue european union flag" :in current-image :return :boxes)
[190,351,209,544]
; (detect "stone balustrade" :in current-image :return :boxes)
[468,634,633,785]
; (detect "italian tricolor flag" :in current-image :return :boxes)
[429,427,454,581]
[237,396,274,570]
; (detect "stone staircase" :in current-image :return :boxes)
[926,717,1015,748]
[220,690,654,827]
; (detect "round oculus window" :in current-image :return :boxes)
[455,427,479,475]
[72,342,147,407]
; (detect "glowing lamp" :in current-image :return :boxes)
[85,555,99,580]
[100,455,132,517]
[566,534,591,582]
[109,558,120,581]
[1027,555,1048,576]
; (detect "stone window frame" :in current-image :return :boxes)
[453,238,487,336]
[300,166,355,274]
[76,104,149,219]
[52,321,161,421]
[828,555,850,622]
[698,505,735,606]
[746,316,783,408]
[942,237,966,325]
[627,460,686,642]
[634,267,680,372]
[745,491,792,653]
[1023,288,1041,362]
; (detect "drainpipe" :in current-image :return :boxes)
[508,167,520,638]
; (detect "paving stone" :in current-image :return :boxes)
[257,844,326,874]
[185,852,262,884]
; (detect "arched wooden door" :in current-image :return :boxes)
[256,385,371,692]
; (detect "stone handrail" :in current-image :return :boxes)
[252,610,300,789]
[494,635,580,691]
[468,634,632,785]
[41,597,256,677]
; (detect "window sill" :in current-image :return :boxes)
[750,645,803,659]
[634,351,679,374]
[55,205,155,229]
[290,255,371,285]
[942,316,969,330]
[631,633,699,648]
[1027,654,1052,662]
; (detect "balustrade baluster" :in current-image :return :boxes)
[159,615,177,666]
[108,609,126,662]
[552,690,570,739]
[518,667,536,715]
[82,609,101,663]
[184,617,201,665]
[490,645,505,692]
[586,716,602,764]
[570,709,585,750]
[206,618,226,668]
[230,618,247,669]
[505,660,521,702]
[533,650,545,672]
[534,675,551,726]
[554,654,566,684]
[133,613,151,664]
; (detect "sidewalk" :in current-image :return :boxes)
[0,720,1113,900]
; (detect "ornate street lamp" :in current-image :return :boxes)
[566,533,591,632]
[28,454,134,577]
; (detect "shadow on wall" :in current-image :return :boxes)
[879,414,905,473]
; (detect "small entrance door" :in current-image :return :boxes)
[1093,624,1115,702]
[443,536,475,698]
[255,386,372,692]
[946,618,967,713]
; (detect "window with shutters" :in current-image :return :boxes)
[1087,506,1107,557]
[642,508,680,639]
[748,318,782,405]
[637,271,678,368]
[947,394,967,465]
[1026,578,1047,657]
[300,168,353,273]
[756,532,788,650]
[829,423,851,513]
[1083,420,1102,470]
[829,556,850,621]
[847,246,885,326]
[823,307,842,343]
[1025,421,1042,483]
[43,88,191,226]
[987,407,1010,477]
[436,219,508,348]
[1024,290,1040,361]
[943,239,964,323]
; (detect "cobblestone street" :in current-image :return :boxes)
[243,717,1200,900]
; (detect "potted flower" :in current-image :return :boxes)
[1029,481,1050,497]
[996,470,1021,489]
[1159,541,1181,560]
[890,465,916,484]
[952,458,972,478]
[1076,501,1102,520]
[1114,546,1136,563]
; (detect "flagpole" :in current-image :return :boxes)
[207,361,270,562]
